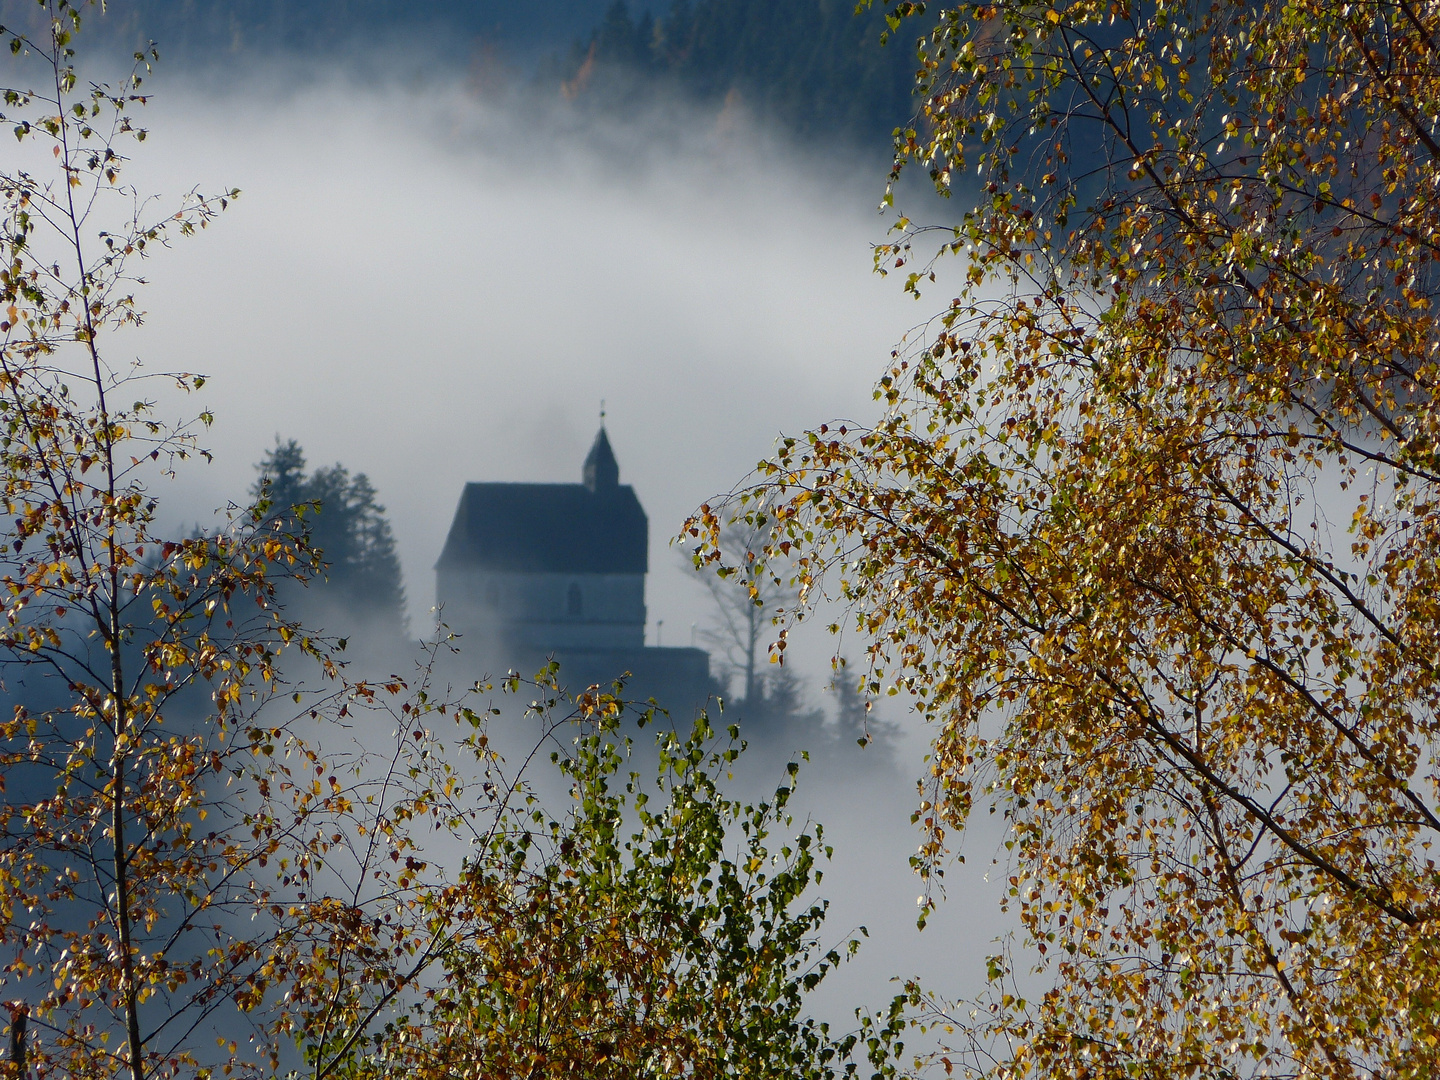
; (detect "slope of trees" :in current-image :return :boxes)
[0,0,620,64]
[252,438,407,641]
[0,0,926,146]
[691,0,1440,1075]
[556,0,922,145]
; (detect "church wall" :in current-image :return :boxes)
[436,568,646,650]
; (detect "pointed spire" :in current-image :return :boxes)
[583,426,619,492]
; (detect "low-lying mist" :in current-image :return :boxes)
[111,60,1018,1032]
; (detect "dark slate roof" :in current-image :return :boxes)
[436,481,648,574]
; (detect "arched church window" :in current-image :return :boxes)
[567,583,583,617]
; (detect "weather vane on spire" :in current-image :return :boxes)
[600,399,606,426]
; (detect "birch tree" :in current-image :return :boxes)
[693,0,1440,1074]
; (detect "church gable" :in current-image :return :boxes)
[435,481,648,575]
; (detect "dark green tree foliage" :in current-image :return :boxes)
[558,0,920,145]
[253,439,406,638]
[0,0,922,144]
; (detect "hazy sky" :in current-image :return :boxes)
[101,63,1020,1029]
[124,72,932,667]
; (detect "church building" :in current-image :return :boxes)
[435,427,710,705]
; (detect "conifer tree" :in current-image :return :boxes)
[253,439,407,638]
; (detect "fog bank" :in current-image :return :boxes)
[107,65,1018,1031]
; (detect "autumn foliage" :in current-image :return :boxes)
[690,0,1440,1075]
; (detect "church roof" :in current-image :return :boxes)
[436,429,648,575]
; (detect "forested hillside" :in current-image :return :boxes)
[0,0,921,145]
[0,0,619,63]
[555,0,920,144]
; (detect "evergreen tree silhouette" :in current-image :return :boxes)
[253,439,407,639]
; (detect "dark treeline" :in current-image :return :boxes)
[553,0,922,145]
[0,0,619,63]
[0,0,923,148]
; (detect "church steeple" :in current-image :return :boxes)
[583,427,619,492]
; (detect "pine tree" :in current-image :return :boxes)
[343,471,406,630]
[830,661,900,756]
[253,439,407,638]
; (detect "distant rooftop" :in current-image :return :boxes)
[435,428,648,575]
